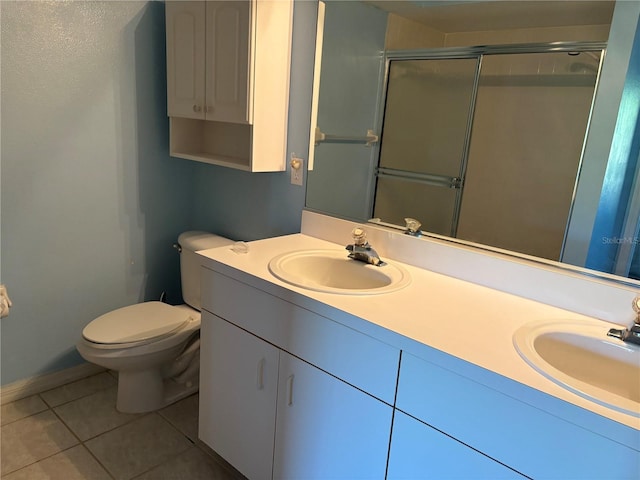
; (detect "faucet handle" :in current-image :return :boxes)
[608,295,640,344]
[404,218,422,236]
[632,296,640,320]
[351,226,368,246]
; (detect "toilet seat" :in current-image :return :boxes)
[82,301,194,349]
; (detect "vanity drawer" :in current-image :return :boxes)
[397,352,639,480]
[201,267,400,405]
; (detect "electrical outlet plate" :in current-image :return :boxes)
[290,156,304,186]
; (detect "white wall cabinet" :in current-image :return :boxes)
[165,1,292,171]
[165,1,206,119]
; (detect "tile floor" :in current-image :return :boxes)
[0,372,245,479]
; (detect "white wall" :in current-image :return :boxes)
[0,1,194,385]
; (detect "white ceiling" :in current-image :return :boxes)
[364,1,615,33]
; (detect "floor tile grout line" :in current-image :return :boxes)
[78,442,118,480]
[156,407,198,442]
[1,387,140,440]
[45,400,118,479]
[156,401,244,479]
[84,411,195,480]
[1,401,62,477]
[127,442,198,480]
[1,404,82,475]
[47,397,129,480]
[0,443,117,480]
[38,373,119,410]
[2,381,242,480]
[50,400,120,480]
[1,403,118,480]
[48,393,147,442]
[0,394,49,428]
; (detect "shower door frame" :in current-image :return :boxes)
[372,41,606,249]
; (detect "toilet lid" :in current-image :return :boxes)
[83,301,192,345]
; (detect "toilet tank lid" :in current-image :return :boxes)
[82,302,192,345]
[178,231,234,252]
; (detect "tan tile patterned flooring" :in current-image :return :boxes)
[1,372,244,479]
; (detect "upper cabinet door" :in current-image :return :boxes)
[205,1,251,124]
[166,1,206,119]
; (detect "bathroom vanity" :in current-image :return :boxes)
[197,212,639,480]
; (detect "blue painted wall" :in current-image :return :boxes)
[562,2,640,269]
[190,0,317,241]
[586,16,640,273]
[0,1,317,386]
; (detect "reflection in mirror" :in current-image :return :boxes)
[374,50,601,262]
[374,57,477,239]
[306,0,640,281]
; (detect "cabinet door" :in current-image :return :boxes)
[199,312,279,480]
[273,352,392,480]
[165,1,206,119]
[205,1,251,123]
[387,411,525,480]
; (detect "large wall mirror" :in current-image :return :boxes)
[306,0,640,282]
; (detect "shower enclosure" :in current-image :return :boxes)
[373,44,604,261]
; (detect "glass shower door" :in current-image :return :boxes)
[457,51,600,260]
[373,57,479,236]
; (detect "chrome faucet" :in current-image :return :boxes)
[607,296,640,346]
[404,218,422,237]
[345,227,386,266]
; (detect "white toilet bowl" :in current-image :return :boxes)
[76,231,233,413]
[77,302,201,412]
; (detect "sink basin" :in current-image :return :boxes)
[513,320,640,417]
[268,249,410,295]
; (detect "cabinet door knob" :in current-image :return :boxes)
[193,104,201,112]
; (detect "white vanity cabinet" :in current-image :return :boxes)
[165,0,292,171]
[199,268,399,479]
[394,351,640,480]
[387,411,525,479]
[273,351,393,479]
[199,312,279,480]
[196,232,639,479]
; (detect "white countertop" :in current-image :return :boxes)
[197,233,640,445]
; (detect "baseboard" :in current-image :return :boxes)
[1,362,105,405]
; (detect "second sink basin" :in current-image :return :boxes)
[513,320,640,417]
[268,249,410,295]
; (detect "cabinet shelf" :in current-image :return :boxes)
[169,117,254,171]
[170,151,253,171]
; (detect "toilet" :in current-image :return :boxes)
[76,231,233,413]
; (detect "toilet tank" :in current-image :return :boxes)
[178,231,234,310]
